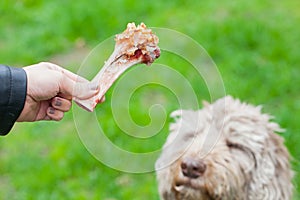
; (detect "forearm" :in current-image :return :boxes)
[0,65,27,136]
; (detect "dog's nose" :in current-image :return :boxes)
[181,158,206,178]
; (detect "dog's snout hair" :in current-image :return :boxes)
[155,96,293,200]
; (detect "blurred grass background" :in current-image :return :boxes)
[0,0,299,199]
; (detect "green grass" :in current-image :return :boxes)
[0,0,299,199]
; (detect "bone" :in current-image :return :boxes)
[73,22,160,112]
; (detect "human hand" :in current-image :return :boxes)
[17,62,102,122]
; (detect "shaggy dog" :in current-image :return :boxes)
[155,96,293,200]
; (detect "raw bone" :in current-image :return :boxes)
[74,22,160,112]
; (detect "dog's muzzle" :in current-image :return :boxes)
[181,157,207,179]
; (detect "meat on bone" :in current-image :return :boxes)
[74,22,160,112]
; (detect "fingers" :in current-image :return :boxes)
[73,82,100,100]
[35,61,101,100]
[39,62,100,100]
[58,76,99,100]
[45,97,72,121]
[51,97,71,112]
[47,107,64,121]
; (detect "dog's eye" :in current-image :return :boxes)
[226,140,257,168]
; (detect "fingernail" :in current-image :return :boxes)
[90,83,99,91]
[49,107,55,114]
[55,98,62,107]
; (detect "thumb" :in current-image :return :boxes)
[59,76,99,100]
[74,81,100,100]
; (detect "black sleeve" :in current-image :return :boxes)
[0,65,27,136]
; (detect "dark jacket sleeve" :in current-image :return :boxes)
[0,65,27,136]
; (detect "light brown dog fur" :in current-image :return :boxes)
[156,96,293,200]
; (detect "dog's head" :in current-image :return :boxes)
[155,96,293,200]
